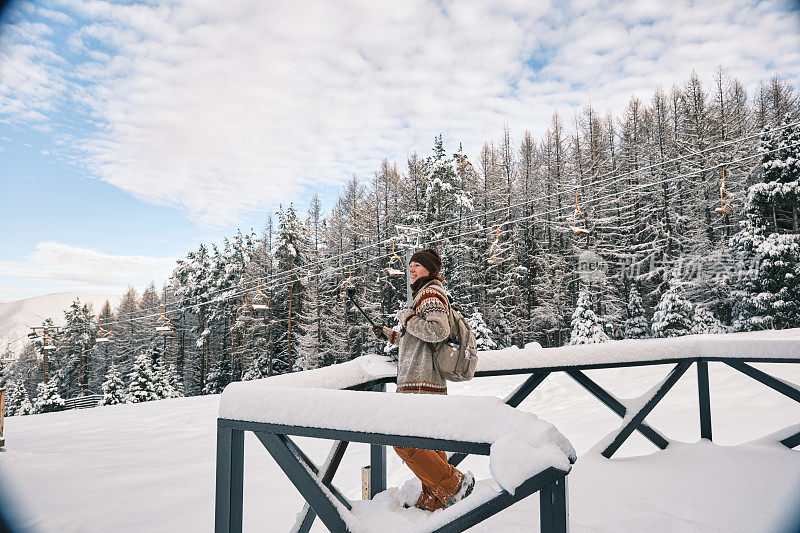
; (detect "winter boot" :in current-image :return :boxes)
[445,471,475,507]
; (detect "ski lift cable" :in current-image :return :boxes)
[425,139,800,247]
[11,136,796,342]
[10,246,397,344]
[448,141,796,245]
[131,139,796,323]
[434,141,800,245]
[411,120,800,241]
[47,140,800,335]
[79,120,800,326]
[92,121,800,324]
[218,122,783,300]
[81,248,399,332]
[225,167,700,298]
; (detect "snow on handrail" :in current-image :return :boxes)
[218,384,576,494]
[477,328,800,373]
[243,354,396,390]
[233,329,800,392]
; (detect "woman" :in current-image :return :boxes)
[373,248,474,511]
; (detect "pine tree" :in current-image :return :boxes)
[731,114,800,330]
[167,363,184,397]
[59,298,95,398]
[271,205,310,373]
[4,379,30,416]
[127,354,159,403]
[624,286,649,339]
[691,305,727,334]
[153,359,180,399]
[203,357,230,394]
[17,397,34,416]
[33,377,65,413]
[652,284,694,338]
[569,290,610,345]
[101,365,127,406]
[467,311,497,351]
[172,243,214,394]
[113,286,140,380]
[93,300,115,393]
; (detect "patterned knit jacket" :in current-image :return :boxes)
[381,279,450,394]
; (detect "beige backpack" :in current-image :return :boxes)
[433,306,478,382]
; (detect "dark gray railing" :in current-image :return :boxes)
[215,417,570,533]
[216,350,800,532]
[215,384,572,533]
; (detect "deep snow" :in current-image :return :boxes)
[1,361,800,532]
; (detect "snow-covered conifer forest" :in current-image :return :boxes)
[2,70,799,409]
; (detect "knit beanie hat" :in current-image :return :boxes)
[410,248,442,276]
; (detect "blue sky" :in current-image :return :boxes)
[1,0,799,302]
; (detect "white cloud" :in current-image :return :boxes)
[0,242,177,292]
[1,0,799,225]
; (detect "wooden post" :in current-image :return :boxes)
[361,466,371,499]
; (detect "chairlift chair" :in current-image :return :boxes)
[42,334,57,352]
[340,267,356,299]
[251,280,270,312]
[488,227,503,265]
[42,328,63,352]
[715,167,735,216]
[155,306,174,335]
[570,188,590,236]
[387,239,405,276]
[96,320,114,344]
[236,297,253,323]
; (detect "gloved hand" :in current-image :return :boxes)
[372,324,386,340]
[396,307,415,325]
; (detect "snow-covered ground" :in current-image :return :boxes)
[2,362,800,532]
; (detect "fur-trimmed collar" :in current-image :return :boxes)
[411,274,445,297]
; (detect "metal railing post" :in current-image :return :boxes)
[215,424,244,533]
[697,360,712,440]
[539,476,569,533]
[370,382,387,498]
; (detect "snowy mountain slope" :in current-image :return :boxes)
[1,362,799,532]
[0,292,119,353]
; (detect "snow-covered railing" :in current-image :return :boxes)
[216,386,576,533]
[216,328,800,532]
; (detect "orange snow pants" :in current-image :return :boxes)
[393,446,465,511]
